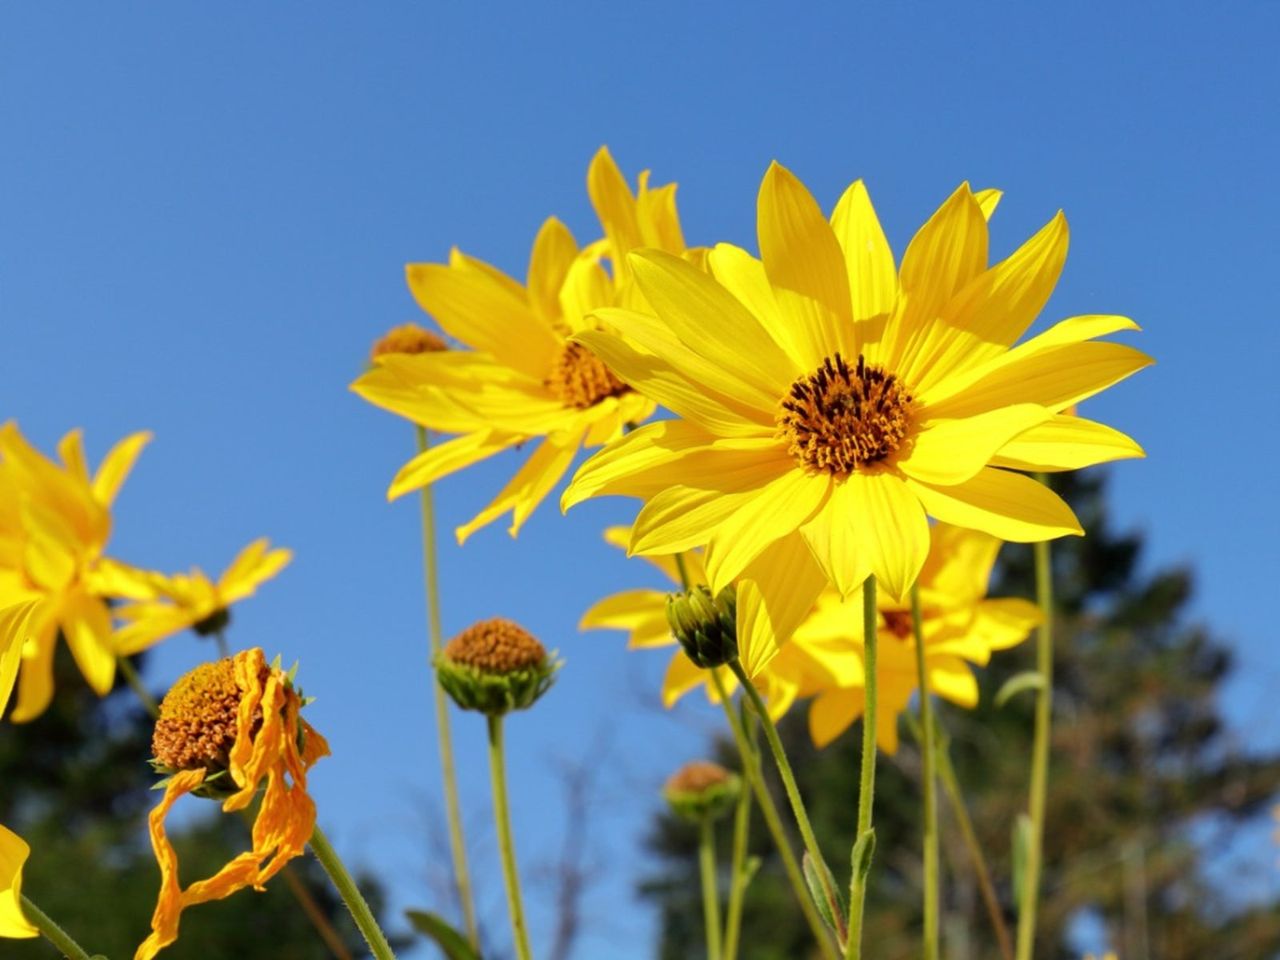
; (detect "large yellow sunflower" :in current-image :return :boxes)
[797,523,1040,753]
[0,424,157,720]
[564,163,1149,675]
[351,146,689,543]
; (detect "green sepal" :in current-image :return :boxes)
[664,772,742,823]
[851,827,876,882]
[434,651,561,716]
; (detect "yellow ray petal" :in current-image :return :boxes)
[830,179,896,325]
[908,468,1082,542]
[558,256,613,334]
[92,430,152,506]
[707,243,812,371]
[918,524,1001,605]
[219,539,292,604]
[58,429,89,484]
[661,649,709,708]
[898,404,1050,486]
[736,532,829,677]
[579,589,673,648]
[847,471,931,603]
[809,688,860,749]
[971,598,1041,650]
[9,618,56,723]
[563,419,728,510]
[928,656,979,708]
[636,175,687,253]
[587,146,643,281]
[456,430,585,544]
[62,592,115,696]
[526,216,578,323]
[800,481,871,599]
[0,824,37,938]
[990,414,1145,472]
[387,430,519,501]
[0,601,37,722]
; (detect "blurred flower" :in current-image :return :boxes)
[800,523,1040,753]
[0,823,36,939]
[369,322,447,361]
[564,164,1148,676]
[435,617,559,715]
[663,760,742,823]
[112,539,292,654]
[0,423,157,720]
[136,647,328,960]
[351,146,689,543]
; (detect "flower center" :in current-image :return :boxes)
[152,658,253,772]
[665,761,733,796]
[444,617,547,674]
[370,323,448,360]
[881,610,914,640]
[546,343,629,409]
[778,353,914,478]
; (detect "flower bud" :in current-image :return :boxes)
[666,585,738,668]
[663,761,742,823]
[436,617,560,716]
[370,322,448,361]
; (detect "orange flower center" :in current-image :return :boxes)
[779,353,914,478]
[370,322,448,360]
[546,342,629,409]
[152,658,260,772]
[444,617,547,674]
[665,760,733,796]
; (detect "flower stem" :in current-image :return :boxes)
[1015,528,1054,960]
[709,671,840,960]
[845,574,879,960]
[487,714,534,960]
[116,655,159,718]
[722,708,753,960]
[279,860,355,960]
[309,825,398,960]
[415,425,480,949]
[910,583,939,960]
[699,818,723,960]
[726,659,840,925]
[20,894,93,960]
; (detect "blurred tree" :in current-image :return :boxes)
[643,471,1280,960]
[0,645,398,960]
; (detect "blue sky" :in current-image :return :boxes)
[2,3,1277,957]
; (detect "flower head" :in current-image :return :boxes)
[370,322,448,360]
[351,146,691,543]
[663,761,742,823]
[0,423,159,720]
[564,164,1149,675]
[801,524,1040,753]
[0,824,36,939]
[436,617,559,715]
[112,539,292,655]
[136,647,329,960]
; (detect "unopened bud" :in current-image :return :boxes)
[666,585,738,668]
[663,761,741,823]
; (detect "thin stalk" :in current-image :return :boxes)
[932,727,1014,960]
[710,671,840,960]
[213,626,231,659]
[309,825,398,960]
[280,858,355,960]
[414,425,480,948]
[1015,529,1054,960]
[487,714,534,960]
[19,895,93,960]
[845,574,879,960]
[699,818,723,960]
[726,659,839,922]
[116,655,159,718]
[910,584,939,960]
[722,706,753,960]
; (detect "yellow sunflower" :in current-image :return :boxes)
[580,527,851,719]
[564,163,1149,675]
[136,647,329,960]
[351,146,690,543]
[0,423,156,720]
[0,823,36,939]
[798,523,1040,753]
[112,539,292,654]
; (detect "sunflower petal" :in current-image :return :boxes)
[387,430,519,501]
[830,179,896,323]
[990,414,1145,472]
[736,532,829,677]
[908,468,1083,542]
[898,404,1050,486]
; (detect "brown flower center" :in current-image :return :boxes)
[444,617,547,674]
[152,658,257,772]
[779,353,914,478]
[546,342,629,409]
[881,610,914,640]
[370,323,448,360]
[665,761,733,796]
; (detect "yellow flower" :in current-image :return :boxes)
[581,528,853,720]
[112,539,293,654]
[800,523,1040,753]
[351,146,689,543]
[0,823,37,939]
[0,423,156,720]
[136,647,329,960]
[564,163,1149,675]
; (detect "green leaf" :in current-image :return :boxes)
[851,827,876,882]
[802,851,847,936]
[406,909,481,960]
[995,670,1046,709]
[1012,813,1032,909]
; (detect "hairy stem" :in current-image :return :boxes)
[309,825,398,960]
[699,818,723,960]
[488,714,534,960]
[20,895,93,960]
[911,584,939,960]
[845,574,879,960]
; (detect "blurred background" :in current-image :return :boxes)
[1,3,1277,958]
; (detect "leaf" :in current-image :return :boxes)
[1011,813,1032,910]
[802,851,847,937]
[851,827,876,882]
[995,670,1046,709]
[406,909,481,960]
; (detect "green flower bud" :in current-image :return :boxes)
[666,585,738,668]
[435,617,560,716]
[663,761,742,823]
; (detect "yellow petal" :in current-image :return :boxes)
[918,524,1001,604]
[973,188,1002,219]
[58,429,89,483]
[219,539,292,604]
[830,179,896,323]
[62,593,115,696]
[526,216,578,323]
[898,404,1050,486]
[706,243,812,371]
[736,533,829,677]
[661,650,709,708]
[990,414,1145,472]
[0,601,37,723]
[800,481,871,598]
[579,589,673,649]
[10,619,56,723]
[636,175,687,253]
[971,598,1041,650]
[558,256,613,334]
[456,431,585,543]
[928,656,979,708]
[809,689,860,749]
[0,824,37,938]
[908,468,1083,542]
[387,430,519,501]
[563,419,727,510]
[92,431,152,506]
[847,471,931,603]
[587,146,643,281]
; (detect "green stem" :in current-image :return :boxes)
[116,655,159,718]
[1016,527,1054,960]
[487,714,534,960]
[415,426,480,949]
[309,825,398,960]
[710,671,840,960]
[699,818,723,960]
[726,659,839,924]
[910,584,939,960]
[19,894,93,960]
[722,709,753,960]
[846,574,879,960]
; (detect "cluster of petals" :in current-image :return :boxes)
[564,162,1149,675]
